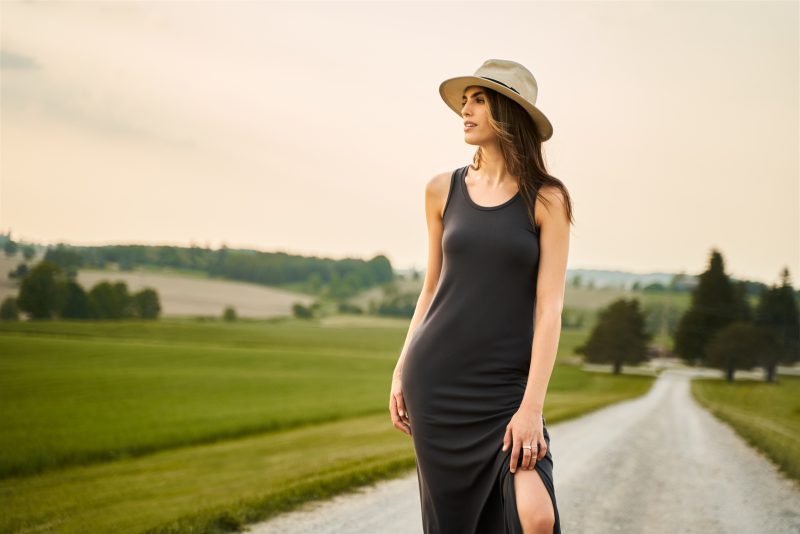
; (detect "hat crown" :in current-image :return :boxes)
[474,59,539,105]
[437,58,553,141]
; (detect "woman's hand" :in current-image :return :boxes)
[390,372,412,436]
[502,407,545,473]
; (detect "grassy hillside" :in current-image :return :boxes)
[0,318,655,533]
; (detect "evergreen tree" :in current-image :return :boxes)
[755,267,800,382]
[673,249,747,363]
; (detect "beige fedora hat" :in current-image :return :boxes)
[439,58,553,141]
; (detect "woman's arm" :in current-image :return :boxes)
[393,171,452,378]
[520,185,571,415]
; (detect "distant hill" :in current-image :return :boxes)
[395,266,697,291]
[565,268,694,290]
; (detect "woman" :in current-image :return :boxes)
[389,58,574,534]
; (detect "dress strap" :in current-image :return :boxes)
[442,166,462,218]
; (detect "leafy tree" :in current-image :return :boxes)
[8,263,29,280]
[575,298,651,374]
[0,297,19,320]
[43,244,82,278]
[88,281,133,319]
[222,305,237,322]
[325,271,359,300]
[22,245,35,261]
[133,288,161,319]
[293,303,314,319]
[60,280,92,319]
[3,239,18,257]
[17,261,67,319]
[337,302,364,314]
[376,292,417,318]
[705,321,767,382]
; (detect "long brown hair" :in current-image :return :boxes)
[471,87,574,231]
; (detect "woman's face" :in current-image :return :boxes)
[461,85,493,145]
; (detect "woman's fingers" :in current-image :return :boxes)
[537,438,547,461]
[508,436,542,472]
[392,413,410,435]
[396,394,411,424]
[501,425,511,452]
[510,436,521,473]
[530,443,540,469]
[389,392,412,436]
[518,443,529,471]
[529,436,543,468]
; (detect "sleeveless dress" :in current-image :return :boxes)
[401,164,561,534]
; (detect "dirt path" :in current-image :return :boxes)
[245,369,800,533]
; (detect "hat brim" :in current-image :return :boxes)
[438,75,553,141]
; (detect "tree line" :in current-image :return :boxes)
[577,248,799,382]
[1,261,161,320]
[35,242,393,298]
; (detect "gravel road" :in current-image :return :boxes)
[245,369,800,533]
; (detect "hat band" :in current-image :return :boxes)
[480,76,520,95]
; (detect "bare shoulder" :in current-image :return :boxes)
[425,170,454,197]
[535,184,569,226]
[537,183,566,205]
[425,169,456,218]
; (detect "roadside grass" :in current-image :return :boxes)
[691,375,800,482]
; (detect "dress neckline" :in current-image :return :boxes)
[460,165,521,211]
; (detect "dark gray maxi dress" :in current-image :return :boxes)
[401,164,561,534]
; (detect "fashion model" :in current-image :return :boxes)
[389,59,574,534]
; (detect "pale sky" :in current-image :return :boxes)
[1,0,797,285]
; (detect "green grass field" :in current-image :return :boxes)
[0,317,655,533]
[691,375,800,481]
